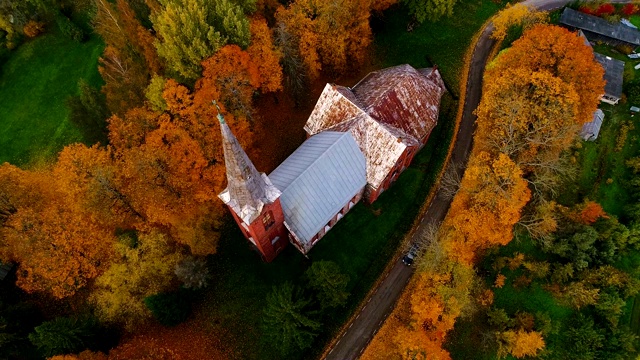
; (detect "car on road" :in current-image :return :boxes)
[402,244,419,266]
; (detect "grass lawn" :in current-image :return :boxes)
[555,102,640,218]
[373,0,506,96]
[200,93,457,360]
[0,32,103,167]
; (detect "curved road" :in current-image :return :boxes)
[323,0,628,358]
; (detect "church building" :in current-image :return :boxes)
[218,64,446,262]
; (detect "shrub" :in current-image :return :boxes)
[622,4,638,16]
[56,16,85,43]
[596,3,615,16]
[144,289,192,327]
[23,21,45,38]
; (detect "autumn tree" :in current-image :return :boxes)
[91,231,183,328]
[304,260,350,310]
[262,282,321,355]
[198,45,260,118]
[48,350,108,360]
[66,79,110,144]
[487,24,605,126]
[402,0,457,23]
[248,17,283,93]
[496,330,545,359]
[275,0,372,78]
[152,0,250,80]
[441,153,531,264]
[475,67,580,194]
[94,0,159,114]
[0,164,115,299]
[490,3,547,42]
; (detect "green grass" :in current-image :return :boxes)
[0,32,103,167]
[373,0,506,96]
[201,94,457,360]
[556,103,640,217]
[630,14,640,28]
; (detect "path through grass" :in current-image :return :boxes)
[0,32,103,167]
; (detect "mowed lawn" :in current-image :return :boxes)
[0,32,103,167]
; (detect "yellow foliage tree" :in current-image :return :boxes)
[91,231,183,328]
[491,3,547,42]
[496,330,545,359]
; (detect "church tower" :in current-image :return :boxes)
[216,106,288,262]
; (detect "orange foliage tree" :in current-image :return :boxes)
[275,0,372,78]
[487,24,605,125]
[199,45,261,118]
[441,153,531,264]
[575,200,608,224]
[0,163,115,299]
[248,17,283,93]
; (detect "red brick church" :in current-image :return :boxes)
[218,64,446,262]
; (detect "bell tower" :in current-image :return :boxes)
[216,104,288,262]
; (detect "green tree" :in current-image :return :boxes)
[144,289,192,327]
[28,317,99,358]
[560,314,604,360]
[402,0,457,23]
[262,282,321,355]
[152,0,250,80]
[304,260,350,310]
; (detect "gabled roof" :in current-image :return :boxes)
[304,64,446,191]
[580,109,605,141]
[560,7,640,46]
[269,132,366,246]
[594,53,624,99]
[352,64,445,141]
[218,115,281,224]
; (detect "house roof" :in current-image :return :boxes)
[560,7,640,46]
[580,109,605,141]
[269,132,366,246]
[594,53,624,99]
[352,64,445,141]
[304,64,446,191]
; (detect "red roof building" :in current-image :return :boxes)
[219,64,446,261]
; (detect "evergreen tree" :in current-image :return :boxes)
[28,317,99,357]
[262,282,321,355]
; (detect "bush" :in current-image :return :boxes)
[56,16,86,43]
[23,21,46,38]
[144,289,192,327]
[66,79,109,144]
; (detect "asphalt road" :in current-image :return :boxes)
[322,0,627,358]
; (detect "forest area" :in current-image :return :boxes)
[363,3,640,360]
[0,0,480,359]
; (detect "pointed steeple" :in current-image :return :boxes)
[216,101,280,224]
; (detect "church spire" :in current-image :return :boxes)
[216,101,280,224]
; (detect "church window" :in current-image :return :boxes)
[262,211,275,230]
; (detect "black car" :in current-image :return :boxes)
[402,253,415,266]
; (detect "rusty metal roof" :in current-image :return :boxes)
[304,64,446,191]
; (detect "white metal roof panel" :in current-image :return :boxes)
[268,132,366,244]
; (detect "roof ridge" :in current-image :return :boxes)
[277,132,354,192]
